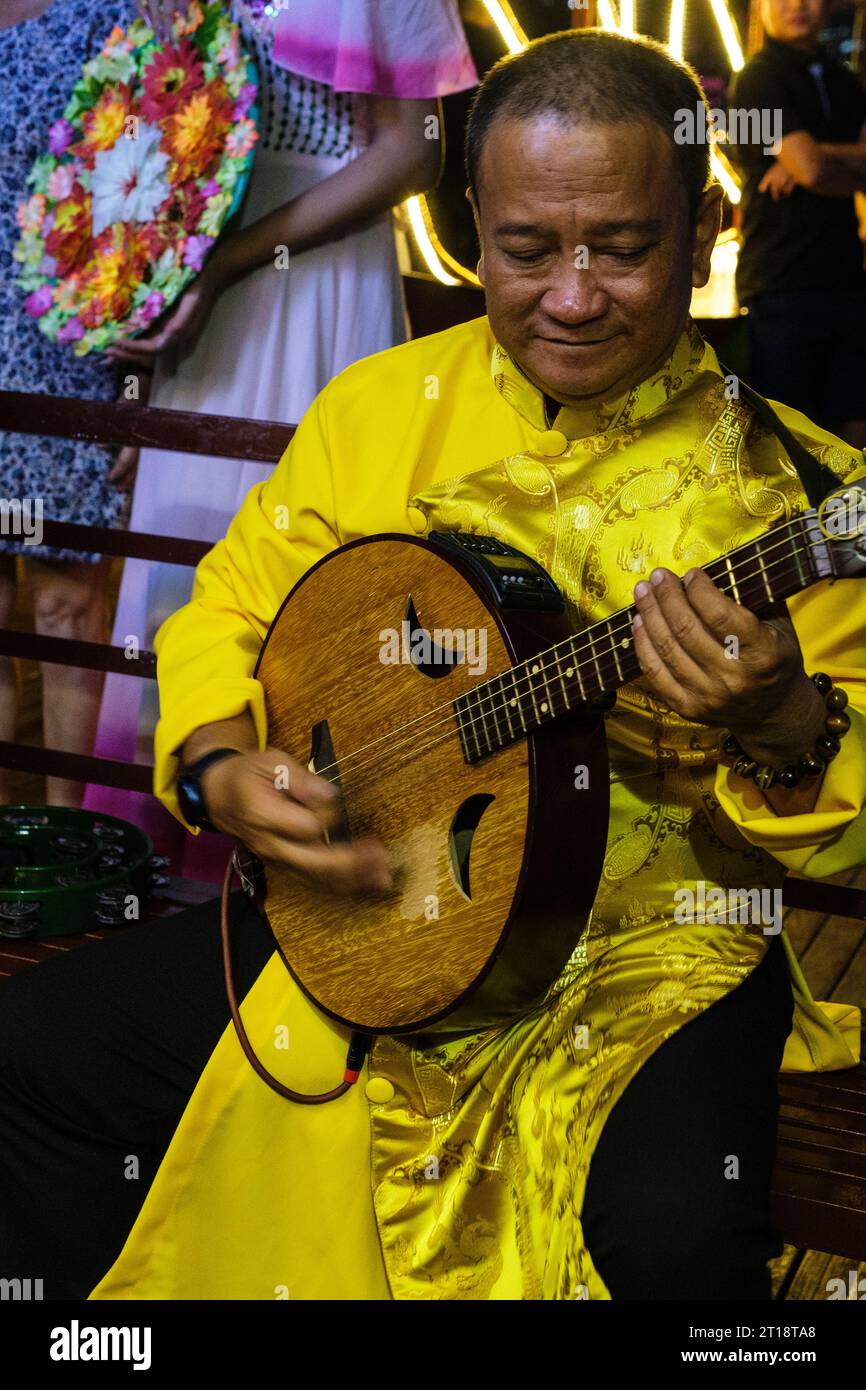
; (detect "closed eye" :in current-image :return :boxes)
[599,246,653,261]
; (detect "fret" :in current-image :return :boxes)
[791,518,808,591]
[500,671,516,741]
[526,662,542,724]
[485,669,506,749]
[476,682,493,755]
[563,644,586,705]
[512,667,528,733]
[754,540,773,603]
[453,692,480,761]
[608,616,624,683]
[724,553,741,605]
[537,655,555,721]
[585,625,604,696]
[555,643,572,713]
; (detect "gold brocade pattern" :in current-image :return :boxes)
[363,327,860,1300]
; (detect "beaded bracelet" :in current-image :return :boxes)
[721,672,851,791]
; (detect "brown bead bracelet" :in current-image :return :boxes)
[721,672,851,791]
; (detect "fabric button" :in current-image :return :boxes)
[407,505,427,534]
[365,1077,395,1104]
[537,429,567,457]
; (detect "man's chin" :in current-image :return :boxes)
[524,344,628,406]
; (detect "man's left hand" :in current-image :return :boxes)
[632,567,826,767]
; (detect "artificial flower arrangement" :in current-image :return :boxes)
[14,1,258,356]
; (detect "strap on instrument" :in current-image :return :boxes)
[717,362,843,509]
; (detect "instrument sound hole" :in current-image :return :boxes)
[448,794,495,900]
[404,596,463,679]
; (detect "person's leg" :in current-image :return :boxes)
[582,937,794,1299]
[0,553,18,802]
[0,890,275,1299]
[27,555,112,807]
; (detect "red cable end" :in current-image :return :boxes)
[344,1068,362,1084]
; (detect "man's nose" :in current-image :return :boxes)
[540,257,607,322]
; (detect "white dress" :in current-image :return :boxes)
[84,8,412,858]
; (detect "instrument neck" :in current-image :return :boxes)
[453,508,832,761]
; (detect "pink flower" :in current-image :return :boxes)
[182,234,213,272]
[216,33,240,69]
[15,193,45,233]
[225,119,256,159]
[48,118,74,156]
[57,317,84,344]
[232,82,257,119]
[200,178,221,199]
[138,291,165,325]
[24,286,54,317]
[47,164,77,200]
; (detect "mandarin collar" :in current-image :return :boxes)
[489,318,718,439]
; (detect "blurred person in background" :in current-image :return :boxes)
[0,0,136,807]
[729,0,866,447]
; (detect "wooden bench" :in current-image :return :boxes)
[772,1021,866,1264]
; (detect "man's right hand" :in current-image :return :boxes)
[200,745,394,897]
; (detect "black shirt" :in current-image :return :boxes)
[728,36,866,302]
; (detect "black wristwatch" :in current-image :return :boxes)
[177,748,243,831]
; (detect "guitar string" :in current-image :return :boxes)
[308,523,846,785]
[306,516,815,779]
[303,520,848,785]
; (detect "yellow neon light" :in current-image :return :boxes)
[711,146,741,203]
[597,0,619,30]
[404,197,462,286]
[668,0,686,58]
[709,0,744,71]
[482,0,527,54]
[620,0,635,35]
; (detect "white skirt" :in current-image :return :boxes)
[86,146,409,862]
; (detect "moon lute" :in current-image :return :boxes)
[253,484,866,1035]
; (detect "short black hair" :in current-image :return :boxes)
[465,28,712,223]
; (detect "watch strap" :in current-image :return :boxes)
[178,747,243,830]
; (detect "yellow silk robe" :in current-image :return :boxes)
[90,316,866,1301]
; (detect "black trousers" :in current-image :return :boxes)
[0,894,794,1300]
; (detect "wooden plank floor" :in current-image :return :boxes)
[2,564,866,1299]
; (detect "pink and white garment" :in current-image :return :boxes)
[84,0,478,879]
[271,0,478,97]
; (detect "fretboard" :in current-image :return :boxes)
[453,507,836,763]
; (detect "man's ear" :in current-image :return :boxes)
[466,186,485,284]
[691,183,724,289]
